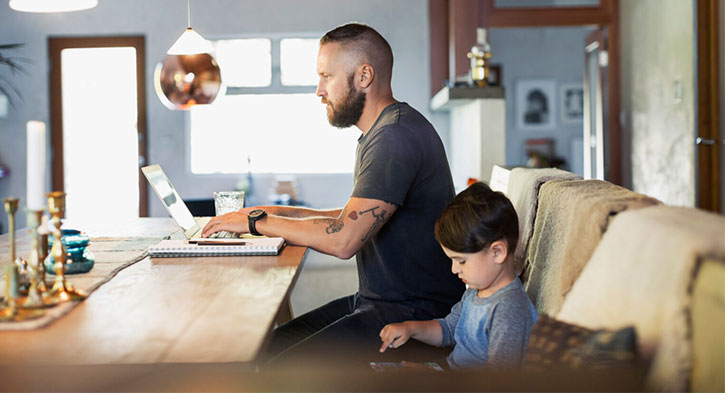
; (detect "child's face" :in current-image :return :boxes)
[441,241,509,297]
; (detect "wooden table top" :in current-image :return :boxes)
[0,218,307,366]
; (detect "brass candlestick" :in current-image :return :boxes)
[1,259,44,322]
[19,209,49,308]
[44,191,85,304]
[3,198,18,265]
[38,215,49,270]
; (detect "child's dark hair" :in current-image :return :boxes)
[434,182,519,254]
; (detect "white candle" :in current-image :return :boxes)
[26,121,47,211]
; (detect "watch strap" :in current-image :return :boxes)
[248,210,266,236]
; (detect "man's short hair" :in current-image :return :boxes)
[434,182,519,255]
[320,23,393,83]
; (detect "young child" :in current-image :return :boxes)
[379,182,537,370]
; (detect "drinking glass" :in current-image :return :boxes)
[213,191,245,216]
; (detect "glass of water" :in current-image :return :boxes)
[213,191,245,216]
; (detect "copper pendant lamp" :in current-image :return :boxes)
[154,0,224,110]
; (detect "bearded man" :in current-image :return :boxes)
[202,23,464,367]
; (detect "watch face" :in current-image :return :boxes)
[249,209,265,219]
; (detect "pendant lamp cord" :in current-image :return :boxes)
[186,0,191,28]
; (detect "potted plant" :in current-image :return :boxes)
[0,43,27,106]
[0,43,27,179]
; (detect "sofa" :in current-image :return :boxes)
[493,166,725,392]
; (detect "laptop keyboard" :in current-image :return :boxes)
[209,231,241,239]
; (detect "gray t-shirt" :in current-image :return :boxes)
[352,102,464,318]
[436,277,538,370]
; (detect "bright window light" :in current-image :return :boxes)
[213,39,271,87]
[190,94,358,174]
[280,38,319,86]
[61,47,139,221]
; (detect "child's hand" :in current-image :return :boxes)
[379,322,412,353]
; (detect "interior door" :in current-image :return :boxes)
[49,36,148,220]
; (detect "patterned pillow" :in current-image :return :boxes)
[525,314,637,371]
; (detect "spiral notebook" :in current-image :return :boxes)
[148,237,285,257]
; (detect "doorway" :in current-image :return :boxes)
[48,36,148,220]
[583,28,608,180]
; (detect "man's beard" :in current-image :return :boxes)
[327,74,366,128]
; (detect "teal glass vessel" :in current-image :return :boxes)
[44,229,95,275]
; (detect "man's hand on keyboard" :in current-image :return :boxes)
[201,211,249,238]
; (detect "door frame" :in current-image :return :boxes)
[583,29,607,180]
[695,0,722,212]
[48,36,148,217]
[429,0,621,184]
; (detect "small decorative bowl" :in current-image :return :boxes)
[45,229,95,275]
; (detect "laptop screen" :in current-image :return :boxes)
[142,165,197,231]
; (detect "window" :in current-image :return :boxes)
[280,38,319,86]
[213,39,271,87]
[190,36,357,174]
[190,94,358,174]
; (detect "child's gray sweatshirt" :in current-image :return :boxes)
[436,277,538,370]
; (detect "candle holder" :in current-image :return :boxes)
[38,215,49,269]
[19,209,50,309]
[43,192,85,305]
[3,197,31,298]
[3,198,19,265]
[0,265,44,322]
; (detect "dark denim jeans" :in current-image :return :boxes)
[261,294,452,370]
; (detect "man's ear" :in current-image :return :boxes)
[358,64,374,89]
[490,240,508,265]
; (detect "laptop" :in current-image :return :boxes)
[141,164,240,240]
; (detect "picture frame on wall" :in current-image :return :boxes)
[560,82,584,124]
[516,79,556,131]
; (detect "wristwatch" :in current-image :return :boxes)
[248,209,267,236]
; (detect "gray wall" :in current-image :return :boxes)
[489,26,594,175]
[0,0,446,232]
[620,0,696,207]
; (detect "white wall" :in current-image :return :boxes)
[489,26,594,175]
[0,0,445,232]
[620,0,695,207]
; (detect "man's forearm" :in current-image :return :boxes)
[254,214,354,258]
[249,197,396,259]
[260,205,342,219]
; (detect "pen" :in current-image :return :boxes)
[188,240,247,246]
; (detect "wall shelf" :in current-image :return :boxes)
[430,85,505,111]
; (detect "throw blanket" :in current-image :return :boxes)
[556,206,725,391]
[506,167,581,276]
[524,180,660,316]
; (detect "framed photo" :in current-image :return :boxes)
[560,83,584,124]
[516,79,556,131]
[487,64,502,87]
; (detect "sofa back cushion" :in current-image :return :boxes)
[505,167,580,276]
[524,179,659,316]
[555,206,725,392]
[691,258,725,392]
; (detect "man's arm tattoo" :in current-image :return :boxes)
[314,208,345,234]
[358,205,389,243]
